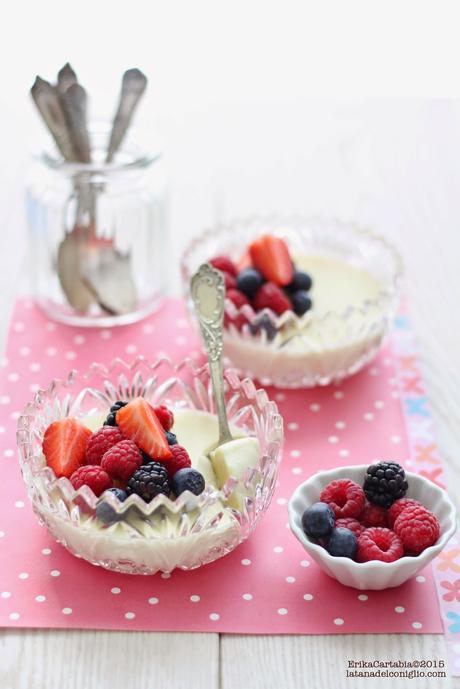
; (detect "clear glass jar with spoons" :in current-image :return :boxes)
[26,123,169,327]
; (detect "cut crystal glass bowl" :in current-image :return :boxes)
[181,216,403,388]
[17,357,283,575]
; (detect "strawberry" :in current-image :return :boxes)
[236,249,252,272]
[43,417,92,479]
[249,235,293,286]
[209,256,237,276]
[252,282,292,315]
[116,397,173,461]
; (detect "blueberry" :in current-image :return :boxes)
[165,431,178,445]
[171,468,205,496]
[291,290,312,316]
[301,502,335,539]
[327,527,357,559]
[249,313,278,341]
[108,487,127,501]
[236,268,264,298]
[96,487,127,524]
[287,270,312,293]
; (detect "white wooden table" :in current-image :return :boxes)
[0,101,459,689]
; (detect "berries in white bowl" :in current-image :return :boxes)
[288,463,456,590]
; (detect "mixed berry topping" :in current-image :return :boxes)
[319,479,365,519]
[171,468,206,497]
[85,426,124,466]
[70,465,113,497]
[301,501,335,540]
[301,461,440,563]
[327,527,358,559]
[208,232,313,333]
[42,417,92,478]
[363,460,408,508]
[356,527,404,563]
[126,462,170,501]
[42,399,206,523]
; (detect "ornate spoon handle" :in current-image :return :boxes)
[191,263,233,448]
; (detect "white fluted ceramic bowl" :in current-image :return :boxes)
[288,465,456,590]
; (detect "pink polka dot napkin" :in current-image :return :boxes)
[0,298,452,637]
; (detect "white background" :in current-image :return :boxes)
[1,4,460,687]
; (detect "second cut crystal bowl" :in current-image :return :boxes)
[181,216,403,388]
[17,357,283,575]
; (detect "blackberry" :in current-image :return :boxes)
[126,462,170,502]
[110,400,128,412]
[363,461,408,508]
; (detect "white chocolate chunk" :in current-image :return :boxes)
[210,438,261,510]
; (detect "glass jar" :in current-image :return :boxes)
[26,123,169,327]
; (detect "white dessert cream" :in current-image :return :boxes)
[40,409,261,573]
[224,253,388,386]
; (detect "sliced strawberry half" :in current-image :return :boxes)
[236,249,252,272]
[117,397,173,460]
[42,417,92,479]
[249,234,293,286]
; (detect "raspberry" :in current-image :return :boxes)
[253,282,292,316]
[153,405,174,432]
[163,444,192,479]
[101,439,143,482]
[224,288,251,331]
[393,504,440,555]
[335,517,365,537]
[320,479,365,519]
[357,527,404,563]
[360,502,388,528]
[209,256,238,277]
[70,465,113,497]
[226,288,250,309]
[85,426,124,465]
[223,272,237,290]
[387,497,423,527]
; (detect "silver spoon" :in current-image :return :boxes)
[106,68,148,163]
[191,263,234,454]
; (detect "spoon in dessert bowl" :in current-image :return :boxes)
[191,263,261,506]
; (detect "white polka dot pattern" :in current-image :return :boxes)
[0,298,447,638]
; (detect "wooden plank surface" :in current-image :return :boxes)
[0,631,219,689]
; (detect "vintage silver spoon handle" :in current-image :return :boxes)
[106,68,147,163]
[59,83,91,163]
[191,263,233,447]
[30,77,76,161]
